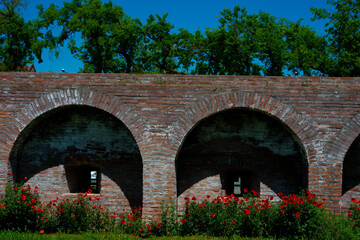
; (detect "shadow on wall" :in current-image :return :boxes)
[342,135,360,201]
[176,108,308,198]
[9,105,143,209]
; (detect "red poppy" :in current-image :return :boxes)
[9,173,13,176]
[210,213,215,217]
[181,218,186,223]
[281,210,285,214]
[72,214,75,218]
[296,212,300,218]
[207,195,211,199]
[192,197,197,201]
[157,224,161,228]
[231,220,235,225]
[278,192,283,197]
[40,230,44,234]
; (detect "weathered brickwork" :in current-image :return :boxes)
[1,73,360,218]
[176,109,306,207]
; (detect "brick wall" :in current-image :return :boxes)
[1,73,360,218]
[176,109,306,207]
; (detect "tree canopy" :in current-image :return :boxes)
[0,0,43,71]
[1,0,359,76]
[311,0,360,76]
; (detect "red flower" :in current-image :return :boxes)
[87,189,92,194]
[9,173,13,176]
[181,218,186,223]
[207,195,211,199]
[210,213,215,217]
[192,197,197,201]
[278,192,283,197]
[40,230,44,234]
[281,210,285,214]
[157,224,161,228]
[24,177,27,180]
[72,214,75,218]
[296,212,300,218]
[231,220,235,225]
[243,188,248,193]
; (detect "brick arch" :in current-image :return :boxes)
[333,112,360,204]
[330,113,360,164]
[0,88,146,177]
[165,91,321,165]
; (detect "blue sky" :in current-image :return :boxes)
[21,0,332,73]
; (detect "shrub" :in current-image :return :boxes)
[270,189,327,239]
[178,190,277,237]
[0,181,42,231]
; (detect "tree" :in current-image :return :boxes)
[0,0,43,71]
[285,20,329,76]
[192,5,330,76]
[37,0,143,73]
[138,13,194,74]
[311,0,360,76]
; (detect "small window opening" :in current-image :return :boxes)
[90,170,98,192]
[233,176,242,196]
[221,169,259,197]
[65,165,101,194]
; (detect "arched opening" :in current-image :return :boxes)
[9,105,143,211]
[176,108,307,201]
[342,135,360,204]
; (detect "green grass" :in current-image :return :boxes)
[0,231,278,240]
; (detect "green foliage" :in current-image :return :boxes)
[2,178,360,239]
[0,182,42,231]
[139,14,194,74]
[37,0,142,73]
[285,20,329,76]
[152,199,180,236]
[0,0,44,71]
[311,0,360,76]
[191,6,328,76]
[2,0,358,76]
[40,193,112,233]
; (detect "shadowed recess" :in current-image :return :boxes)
[9,105,143,209]
[343,135,360,197]
[176,108,307,198]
